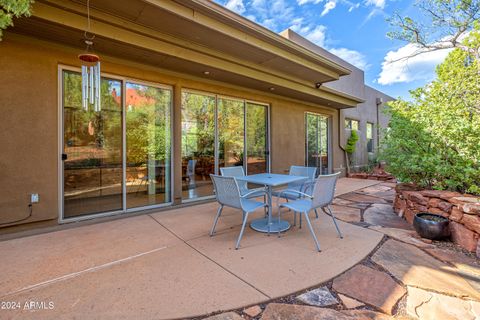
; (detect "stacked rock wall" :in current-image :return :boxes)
[394,187,480,256]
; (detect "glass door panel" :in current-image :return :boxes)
[246,102,268,174]
[306,113,319,171]
[181,92,215,200]
[218,97,245,170]
[126,82,172,208]
[305,113,330,175]
[63,70,123,218]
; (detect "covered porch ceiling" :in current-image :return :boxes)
[10,0,363,108]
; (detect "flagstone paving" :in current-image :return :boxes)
[296,287,338,307]
[332,264,406,315]
[372,239,480,300]
[207,181,480,320]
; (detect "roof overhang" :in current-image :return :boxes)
[8,0,363,108]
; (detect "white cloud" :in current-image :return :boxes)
[329,47,370,70]
[348,3,360,12]
[224,0,246,14]
[303,25,328,47]
[377,43,451,85]
[321,1,337,16]
[297,0,323,5]
[365,0,385,9]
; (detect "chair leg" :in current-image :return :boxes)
[326,205,343,239]
[264,194,267,218]
[236,211,250,249]
[293,211,297,227]
[210,205,223,236]
[277,206,282,238]
[299,212,302,229]
[303,211,321,252]
[314,208,319,218]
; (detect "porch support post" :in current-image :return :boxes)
[173,83,183,205]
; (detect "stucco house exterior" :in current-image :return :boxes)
[0,0,393,232]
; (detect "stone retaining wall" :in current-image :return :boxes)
[394,186,480,257]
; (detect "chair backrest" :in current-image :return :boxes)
[210,174,242,209]
[289,165,317,179]
[220,166,248,194]
[311,172,341,208]
[187,159,197,175]
[288,166,317,190]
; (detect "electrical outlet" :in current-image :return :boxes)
[31,193,39,203]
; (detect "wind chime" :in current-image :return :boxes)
[78,0,101,112]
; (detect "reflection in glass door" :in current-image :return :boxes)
[181,91,269,201]
[63,71,123,218]
[218,97,245,170]
[62,70,173,219]
[126,82,171,208]
[246,102,268,174]
[305,113,330,175]
[181,92,216,200]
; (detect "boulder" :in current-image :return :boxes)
[450,207,464,222]
[461,214,480,234]
[428,198,441,208]
[461,203,480,215]
[450,221,478,252]
[406,192,428,206]
[437,201,453,213]
[420,190,462,200]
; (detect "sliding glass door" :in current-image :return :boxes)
[125,82,172,208]
[63,71,123,218]
[181,92,216,200]
[246,102,268,174]
[305,112,331,175]
[62,69,172,219]
[181,91,270,201]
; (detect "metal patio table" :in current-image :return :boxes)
[236,173,307,233]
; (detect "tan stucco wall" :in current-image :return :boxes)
[0,34,341,231]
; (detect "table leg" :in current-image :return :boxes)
[267,185,272,234]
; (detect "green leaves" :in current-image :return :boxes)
[0,0,33,40]
[380,29,480,195]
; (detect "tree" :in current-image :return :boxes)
[380,29,480,195]
[343,130,359,176]
[0,0,34,40]
[387,0,480,65]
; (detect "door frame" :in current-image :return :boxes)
[58,65,174,223]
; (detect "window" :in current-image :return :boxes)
[345,118,359,131]
[366,122,374,153]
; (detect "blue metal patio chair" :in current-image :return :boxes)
[220,166,268,215]
[210,174,268,249]
[277,172,342,252]
[273,166,319,218]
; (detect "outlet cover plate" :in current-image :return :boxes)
[31,193,39,203]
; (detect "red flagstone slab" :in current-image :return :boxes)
[332,265,406,315]
[372,239,480,300]
[261,303,352,320]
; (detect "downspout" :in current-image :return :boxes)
[376,97,383,150]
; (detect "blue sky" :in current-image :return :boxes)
[214,0,452,99]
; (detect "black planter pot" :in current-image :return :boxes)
[413,213,450,240]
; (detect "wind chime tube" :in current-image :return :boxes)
[89,66,94,105]
[81,65,88,111]
[95,62,101,112]
[92,64,97,112]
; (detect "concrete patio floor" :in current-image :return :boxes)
[0,178,383,320]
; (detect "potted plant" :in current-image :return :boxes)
[413,213,450,240]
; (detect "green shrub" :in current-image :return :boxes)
[379,29,480,195]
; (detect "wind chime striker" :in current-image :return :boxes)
[79,0,101,112]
